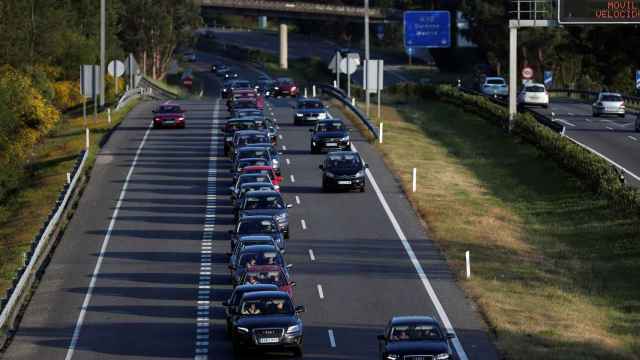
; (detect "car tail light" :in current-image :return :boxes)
[154,117,160,122]
[177,116,185,121]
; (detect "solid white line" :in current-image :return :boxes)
[308,249,315,261]
[65,123,154,360]
[301,219,307,230]
[566,136,640,182]
[628,136,638,141]
[295,195,300,205]
[290,174,296,183]
[555,118,576,127]
[350,142,469,360]
[317,284,324,299]
[328,329,336,348]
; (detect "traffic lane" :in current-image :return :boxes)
[270,100,498,360]
[2,102,159,360]
[547,99,636,130]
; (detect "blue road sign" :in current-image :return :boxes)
[544,71,553,87]
[404,11,451,49]
[636,70,640,90]
[375,24,384,40]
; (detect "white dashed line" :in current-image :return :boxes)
[290,174,296,183]
[295,196,300,205]
[317,284,324,299]
[282,145,287,151]
[308,249,315,261]
[328,329,336,348]
[628,136,638,141]
[286,158,291,165]
[555,118,576,127]
[586,118,592,122]
[606,126,614,130]
[301,219,307,230]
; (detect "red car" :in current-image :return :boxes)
[241,165,283,187]
[274,77,298,97]
[152,103,186,128]
[241,265,295,298]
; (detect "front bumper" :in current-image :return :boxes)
[233,331,303,350]
[154,119,185,128]
[595,106,625,115]
[324,175,365,190]
[312,139,350,152]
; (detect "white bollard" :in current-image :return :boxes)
[85,128,90,150]
[107,108,112,124]
[312,85,316,97]
[333,80,337,88]
[66,172,71,185]
[412,167,417,193]
[465,251,471,279]
[379,122,384,144]
[304,88,308,98]
[352,97,356,106]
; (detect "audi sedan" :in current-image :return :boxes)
[310,119,351,153]
[377,316,455,360]
[228,215,284,252]
[236,190,291,238]
[319,151,368,192]
[222,283,279,336]
[152,103,186,128]
[293,98,328,125]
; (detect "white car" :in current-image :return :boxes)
[593,92,625,117]
[481,77,508,97]
[518,83,549,108]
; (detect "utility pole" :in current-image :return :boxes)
[100,0,106,107]
[364,0,370,116]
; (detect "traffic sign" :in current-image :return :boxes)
[559,0,640,24]
[522,66,534,79]
[636,70,640,90]
[108,60,125,78]
[544,71,553,87]
[404,11,451,49]
[375,24,384,40]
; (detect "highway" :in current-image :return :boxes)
[1,54,498,359]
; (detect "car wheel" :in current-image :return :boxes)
[310,145,317,154]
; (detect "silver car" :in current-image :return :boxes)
[481,77,508,97]
[592,92,625,117]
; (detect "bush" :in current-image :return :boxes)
[52,81,83,111]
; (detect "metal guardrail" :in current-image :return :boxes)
[199,0,387,18]
[318,84,379,140]
[138,77,179,100]
[0,150,88,338]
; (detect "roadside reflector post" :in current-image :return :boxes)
[304,88,308,98]
[465,251,471,279]
[312,85,316,97]
[107,108,112,124]
[412,167,417,192]
[85,128,90,150]
[352,97,356,107]
[333,80,337,88]
[66,172,71,185]
[379,122,384,144]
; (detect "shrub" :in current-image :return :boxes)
[52,81,83,111]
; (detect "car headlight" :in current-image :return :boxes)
[340,136,350,142]
[272,159,279,166]
[296,113,304,117]
[286,325,301,335]
[325,172,335,178]
[236,327,250,334]
[355,170,365,177]
[274,86,279,90]
[318,112,327,119]
[385,355,400,360]
[226,137,232,141]
[436,354,451,360]
[312,141,316,146]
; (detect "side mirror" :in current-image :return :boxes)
[377,334,386,341]
[318,164,324,170]
[287,204,293,208]
[295,305,305,313]
[290,281,297,287]
[447,333,456,339]
[286,264,294,269]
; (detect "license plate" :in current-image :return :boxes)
[325,142,337,146]
[258,338,280,344]
[164,120,175,125]
[338,180,351,185]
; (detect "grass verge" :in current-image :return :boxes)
[338,94,640,359]
[0,98,141,300]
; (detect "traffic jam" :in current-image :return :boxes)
[151,64,458,359]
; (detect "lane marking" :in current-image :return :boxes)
[566,136,640,182]
[568,112,575,116]
[65,121,154,360]
[279,134,283,140]
[308,249,315,261]
[628,136,638,141]
[286,158,291,165]
[350,142,469,360]
[328,329,336,348]
[317,284,324,299]
[290,174,296,183]
[555,118,576,127]
[301,219,307,230]
[606,126,614,130]
[282,145,287,151]
[295,195,300,205]
[586,118,592,122]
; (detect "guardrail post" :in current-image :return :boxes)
[312,85,316,97]
[412,167,417,192]
[333,80,337,88]
[107,108,111,124]
[352,97,356,107]
[66,172,71,185]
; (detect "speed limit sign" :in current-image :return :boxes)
[522,67,534,79]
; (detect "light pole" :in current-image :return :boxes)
[364,0,370,116]
[100,0,106,107]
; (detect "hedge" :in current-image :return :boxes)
[387,82,640,213]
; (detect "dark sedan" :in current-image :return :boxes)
[152,103,186,129]
[236,190,292,238]
[293,98,329,125]
[319,151,368,192]
[274,77,299,98]
[310,119,351,153]
[223,119,264,155]
[228,215,284,252]
[228,244,287,286]
[377,316,456,360]
[229,291,304,357]
[222,284,279,336]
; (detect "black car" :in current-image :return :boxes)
[319,151,368,192]
[231,130,271,156]
[232,158,271,184]
[293,98,329,125]
[236,190,291,238]
[223,119,263,155]
[255,79,277,97]
[233,147,272,173]
[229,291,304,357]
[230,174,274,204]
[235,143,282,175]
[228,244,287,286]
[234,109,264,119]
[377,316,456,360]
[229,99,259,116]
[228,215,284,252]
[223,284,279,336]
[309,119,351,153]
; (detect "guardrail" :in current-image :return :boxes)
[138,77,179,100]
[318,84,379,140]
[198,0,388,18]
[0,150,88,339]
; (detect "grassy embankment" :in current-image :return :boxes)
[0,99,141,298]
[338,92,640,359]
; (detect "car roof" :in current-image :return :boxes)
[240,290,291,301]
[390,316,439,326]
[325,150,358,157]
[239,157,268,162]
[485,77,505,81]
[240,181,274,188]
[238,244,280,253]
[238,235,275,241]
[233,284,279,293]
[246,264,285,272]
[227,118,258,123]
[318,119,344,124]
[244,190,281,197]
[235,130,266,135]
[239,214,276,221]
[524,83,545,87]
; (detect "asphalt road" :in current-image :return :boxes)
[533,99,640,187]
[1,54,498,360]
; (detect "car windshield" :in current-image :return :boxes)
[238,175,271,187]
[243,195,284,210]
[238,219,277,234]
[238,239,273,248]
[242,270,287,287]
[158,105,182,113]
[238,251,283,267]
[278,78,293,85]
[234,81,251,89]
[487,79,505,85]
[239,297,293,316]
[238,135,269,146]
[326,154,361,169]
[300,101,323,109]
[317,122,344,132]
[226,122,257,132]
[238,110,263,117]
[239,149,269,159]
[525,86,545,93]
[389,325,443,341]
[238,160,269,170]
[601,95,623,102]
[234,101,256,108]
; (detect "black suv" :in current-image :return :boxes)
[377,316,456,360]
[309,119,351,153]
[319,151,368,192]
[229,291,304,357]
